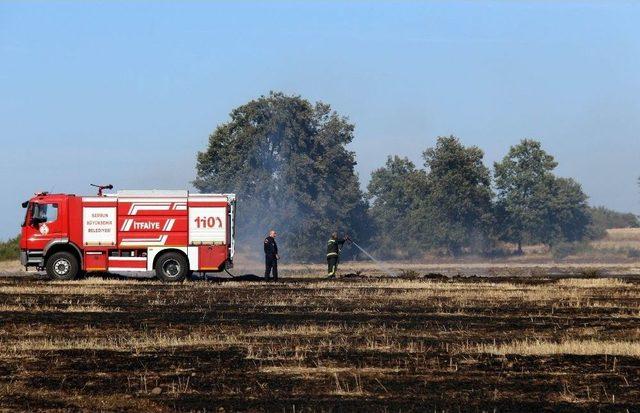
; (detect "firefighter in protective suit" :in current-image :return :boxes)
[326,232,350,279]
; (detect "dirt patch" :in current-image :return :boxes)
[0,260,25,273]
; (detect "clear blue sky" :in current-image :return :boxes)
[1,1,639,240]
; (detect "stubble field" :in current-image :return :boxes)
[1,266,640,412]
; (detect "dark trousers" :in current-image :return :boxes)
[265,255,278,280]
[327,256,339,276]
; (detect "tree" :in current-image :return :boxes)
[194,92,368,261]
[494,139,558,252]
[366,156,429,258]
[422,136,493,255]
[534,177,590,246]
[494,139,591,250]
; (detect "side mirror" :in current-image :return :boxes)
[31,217,46,226]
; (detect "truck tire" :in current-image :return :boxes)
[155,252,188,283]
[46,251,79,281]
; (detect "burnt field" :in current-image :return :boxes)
[1,272,640,412]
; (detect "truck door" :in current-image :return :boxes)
[24,199,66,251]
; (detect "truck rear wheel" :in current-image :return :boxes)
[155,252,188,283]
[46,251,79,281]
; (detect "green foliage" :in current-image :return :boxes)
[366,136,602,259]
[367,156,428,258]
[494,139,558,250]
[588,206,640,239]
[194,92,368,262]
[366,137,494,258]
[494,139,591,249]
[0,236,20,261]
[535,177,591,246]
[422,136,494,256]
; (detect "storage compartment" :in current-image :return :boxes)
[84,251,107,271]
[189,206,227,244]
[198,245,227,271]
[107,255,147,271]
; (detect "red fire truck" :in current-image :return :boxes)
[19,189,236,282]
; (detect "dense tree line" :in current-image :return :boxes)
[588,206,639,236]
[195,93,637,261]
[368,138,593,257]
[367,137,494,258]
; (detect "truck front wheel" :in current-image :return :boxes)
[155,252,188,283]
[46,251,79,281]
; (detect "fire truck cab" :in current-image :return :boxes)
[19,190,236,282]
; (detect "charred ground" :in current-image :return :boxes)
[1,271,640,412]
